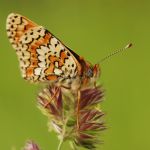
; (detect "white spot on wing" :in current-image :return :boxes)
[54,68,63,75]
[38,55,45,62]
[34,68,42,75]
[50,37,58,46]
[38,62,46,68]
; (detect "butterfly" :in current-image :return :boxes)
[6,13,100,89]
[6,13,132,128]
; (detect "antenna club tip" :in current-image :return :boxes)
[125,43,133,49]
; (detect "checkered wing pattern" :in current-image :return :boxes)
[6,13,81,82]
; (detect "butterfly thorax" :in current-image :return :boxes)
[55,60,100,91]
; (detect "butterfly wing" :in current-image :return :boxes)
[6,13,82,82]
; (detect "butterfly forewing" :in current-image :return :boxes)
[6,13,80,82]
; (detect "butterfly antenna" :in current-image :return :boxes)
[99,43,132,63]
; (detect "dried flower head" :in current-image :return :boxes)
[37,85,105,150]
[23,141,40,150]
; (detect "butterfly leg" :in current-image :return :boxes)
[94,81,97,88]
[77,90,81,129]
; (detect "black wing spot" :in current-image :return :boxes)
[72,64,74,67]
[12,19,15,23]
[11,32,14,35]
[67,52,70,56]
[8,36,12,39]
[60,49,65,53]
[70,69,72,74]
[30,32,33,35]
[14,16,18,18]
[25,37,28,41]
[37,29,41,33]
[55,44,57,47]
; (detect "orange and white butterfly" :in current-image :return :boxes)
[6,13,100,89]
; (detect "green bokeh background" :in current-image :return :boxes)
[0,0,150,149]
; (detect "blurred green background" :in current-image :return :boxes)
[0,0,150,149]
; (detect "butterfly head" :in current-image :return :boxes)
[85,62,100,79]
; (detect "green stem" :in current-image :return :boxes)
[57,138,64,150]
[70,141,78,150]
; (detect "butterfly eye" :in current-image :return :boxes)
[86,68,93,77]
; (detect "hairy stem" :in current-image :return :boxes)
[57,110,70,150]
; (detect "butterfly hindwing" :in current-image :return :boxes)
[6,13,80,82]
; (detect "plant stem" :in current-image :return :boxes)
[57,138,64,150]
[70,141,78,150]
[57,114,69,150]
